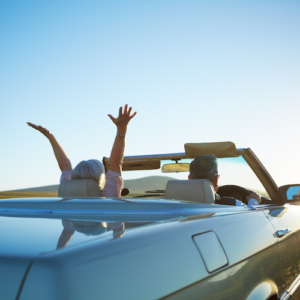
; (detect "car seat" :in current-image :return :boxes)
[165,179,214,204]
[58,179,102,197]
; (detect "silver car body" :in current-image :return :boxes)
[1,143,300,300]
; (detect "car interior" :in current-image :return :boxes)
[57,142,274,205]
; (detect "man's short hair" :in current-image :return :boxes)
[189,154,218,185]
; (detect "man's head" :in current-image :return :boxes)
[189,154,219,192]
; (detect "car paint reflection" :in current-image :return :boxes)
[263,204,300,291]
[163,244,285,299]
[0,216,156,256]
[56,220,125,249]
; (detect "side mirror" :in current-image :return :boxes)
[161,163,190,173]
[279,184,300,203]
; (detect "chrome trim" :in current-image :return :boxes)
[288,273,300,295]
[276,228,291,238]
[280,274,300,300]
[248,206,258,210]
[280,291,289,300]
[0,207,219,216]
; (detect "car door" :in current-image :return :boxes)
[262,204,300,297]
[163,208,286,300]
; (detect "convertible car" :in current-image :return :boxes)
[1,142,300,300]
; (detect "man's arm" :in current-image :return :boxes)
[27,122,72,172]
[246,192,262,206]
[107,105,137,174]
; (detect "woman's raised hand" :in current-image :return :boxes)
[27,122,72,171]
[27,122,51,137]
[107,105,137,174]
[107,104,137,129]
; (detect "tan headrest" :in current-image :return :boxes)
[165,179,214,204]
[58,180,102,197]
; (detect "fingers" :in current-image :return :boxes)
[124,104,128,115]
[27,122,40,131]
[118,104,135,116]
[121,104,136,118]
[108,114,116,123]
[109,105,136,123]
[247,192,261,202]
[27,122,37,128]
[38,125,50,135]
[129,111,137,119]
[27,122,50,136]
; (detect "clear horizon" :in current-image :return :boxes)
[1,0,300,191]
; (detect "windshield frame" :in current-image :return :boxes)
[103,147,280,203]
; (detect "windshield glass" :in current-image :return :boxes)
[122,156,269,198]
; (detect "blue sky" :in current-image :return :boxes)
[1,0,300,191]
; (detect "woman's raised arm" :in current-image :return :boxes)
[107,105,137,174]
[27,122,72,172]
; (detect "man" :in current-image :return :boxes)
[188,154,261,206]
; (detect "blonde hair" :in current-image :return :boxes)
[71,159,105,190]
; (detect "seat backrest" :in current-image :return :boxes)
[165,179,214,204]
[58,179,102,197]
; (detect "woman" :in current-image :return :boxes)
[27,104,136,197]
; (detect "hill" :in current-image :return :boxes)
[123,176,175,195]
[0,176,176,199]
[0,192,59,200]
[8,184,60,193]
